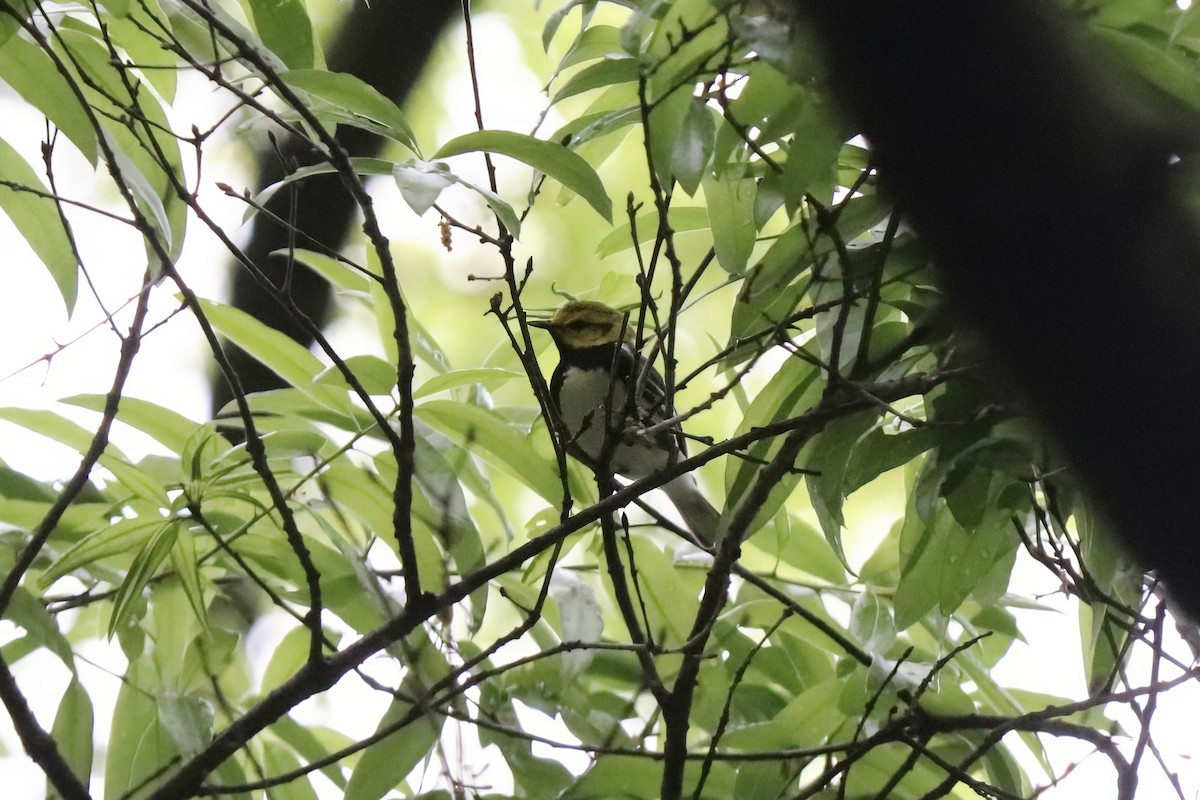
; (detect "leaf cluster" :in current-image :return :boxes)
[0,1,1195,799]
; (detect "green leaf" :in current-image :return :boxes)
[54,27,187,266]
[672,97,716,196]
[1092,26,1200,113]
[342,698,439,800]
[724,356,822,537]
[720,678,843,750]
[412,368,523,399]
[0,34,98,163]
[435,129,612,221]
[550,57,639,104]
[344,634,449,800]
[542,0,595,51]
[748,512,846,584]
[728,195,888,355]
[281,69,418,151]
[270,717,353,792]
[412,437,489,630]
[169,525,209,633]
[109,519,179,636]
[566,756,662,799]
[844,425,941,493]
[894,500,1019,629]
[847,590,896,655]
[392,158,521,235]
[552,97,641,152]
[156,693,213,757]
[647,82,692,190]
[196,298,325,387]
[107,4,178,101]
[780,98,843,207]
[595,205,709,258]
[0,407,167,503]
[559,25,623,70]
[843,740,962,797]
[0,0,32,46]
[982,741,1032,797]
[6,586,75,667]
[0,134,78,311]
[63,395,200,456]
[48,678,93,800]
[803,411,880,566]
[314,355,398,395]
[261,741,319,800]
[392,159,454,215]
[105,661,179,799]
[43,516,163,584]
[415,400,562,503]
[810,252,869,372]
[449,174,523,237]
[247,0,314,69]
[261,625,310,694]
[703,172,756,273]
[243,157,395,224]
[369,450,451,597]
[0,466,55,502]
[276,248,371,293]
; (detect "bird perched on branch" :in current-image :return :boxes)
[530,300,720,545]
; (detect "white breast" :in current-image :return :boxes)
[558,365,671,479]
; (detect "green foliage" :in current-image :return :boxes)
[0,135,78,310]
[0,1,1195,799]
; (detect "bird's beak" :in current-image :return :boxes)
[527,318,553,330]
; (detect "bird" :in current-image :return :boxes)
[529,300,721,545]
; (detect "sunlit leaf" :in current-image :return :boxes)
[435,129,612,221]
[48,678,93,800]
[703,172,756,273]
[275,248,371,293]
[196,298,324,387]
[344,633,449,800]
[0,407,167,503]
[109,519,179,636]
[241,157,394,224]
[0,135,78,311]
[595,205,708,258]
[53,27,187,265]
[282,69,418,151]
[672,97,716,196]
[412,367,523,399]
[314,355,398,395]
[63,395,201,456]
[415,400,562,502]
[247,0,313,69]
[6,586,75,667]
[550,57,639,105]
[392,158,454,215]
[0,34,98,163]
[803,411,879,565]
[724,356,822,538]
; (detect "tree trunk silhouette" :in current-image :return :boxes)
[213,2,456,419]
[797,0,1200,617]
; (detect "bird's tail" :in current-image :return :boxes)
[662,472,721,546]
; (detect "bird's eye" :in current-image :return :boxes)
[567,319,592,330]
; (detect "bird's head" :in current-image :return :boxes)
[529,300,633,350]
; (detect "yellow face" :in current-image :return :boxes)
[535,300,633,349]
